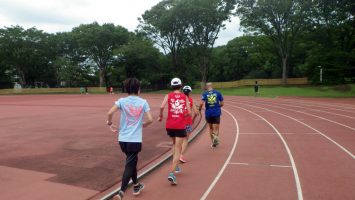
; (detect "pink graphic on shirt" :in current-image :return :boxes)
[125,105,143,126]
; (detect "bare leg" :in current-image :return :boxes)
[213,124,220,136]
[181,134,189,155]
[208,123,214,142]
[171,137,184,173]
[171,137,176,155]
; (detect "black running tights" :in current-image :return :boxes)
[121,152,138,192]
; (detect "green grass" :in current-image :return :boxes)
[1,84,354,98]
[151,84,355,98]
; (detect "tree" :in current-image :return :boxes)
[302,0,355,84]
[72,22,129,87]
[236,0,310,84]
[0,26,56,86]
[184,0,236,86]
[115,35,161,78]
[139,0,190,74]
[209,35,278,81]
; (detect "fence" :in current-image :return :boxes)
[211,77,308,89]
[0,87,107,95]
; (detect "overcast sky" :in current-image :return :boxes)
[0,0,242,46]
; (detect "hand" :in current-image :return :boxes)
[107,121,112,126]
[158,116,163,122]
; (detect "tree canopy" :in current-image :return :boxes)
[0,0,353,89]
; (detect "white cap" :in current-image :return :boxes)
[171,78,182,86]
[183,85,192,92]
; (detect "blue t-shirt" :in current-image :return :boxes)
[202,90,224,117]
[115,96,150,143]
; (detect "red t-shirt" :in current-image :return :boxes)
[166,92,188,129]
[185,97,193,126]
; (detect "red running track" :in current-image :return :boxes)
[121,96,354,200]
[0,95,354,200]
[0,94,201,200]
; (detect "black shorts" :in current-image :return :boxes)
[119,142,142,153]
[166,129,187,138]
[206,116,221,124]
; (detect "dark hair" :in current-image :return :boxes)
[172,85,182,90]
[124,78,141,95]
[183,89,191,96]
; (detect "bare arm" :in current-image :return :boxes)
[199,100,205,111]
[143,111,153,127]
[186,97,191,116]
[158,95,168,122]
[107,105,119,125]
[192,103,200,122]
[220,101,224,107]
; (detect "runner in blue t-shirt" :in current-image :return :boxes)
[107,78,153,200]
[199,82,224,148]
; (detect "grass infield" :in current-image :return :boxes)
[152,84,355,98]
[0,84,354,98]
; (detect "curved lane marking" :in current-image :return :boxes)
[266,101,355,120]
[231,102,355,159]
[233,100,355,132]
[200,108,240,200]
[276,99,355,110]
[227,105,304,200]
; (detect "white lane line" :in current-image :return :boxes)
[239,132,318,135]
[257,100,355,120]
[229,162,249,165]
[200,109,240,200]
[270,164,292,168]
[233,103,355,159]
[243,98,355,114]
[229,162,292,168]
[239,100,355,132]
[277,99,355,110]
[228,105,304,200]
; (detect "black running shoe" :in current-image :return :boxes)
[133,183,145,196]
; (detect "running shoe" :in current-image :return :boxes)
[168,172,177,185]
[113,190,124,200]
[179,155,187,163]
[175,166,182,174]
[212,134,219,147]
[133,183,145,196]
[215,135,220,145]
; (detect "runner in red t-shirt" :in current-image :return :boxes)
[180,85,199,163]
[158,78,191,185]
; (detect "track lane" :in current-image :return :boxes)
[248,100,355,119]
[225,105,303,200]
[275,98,355,110]
[230,99,355,155]
[229,102,354,159]
[122,109,238,200]
[206,106,297,200]
[232,99,355,131]
[200,109,240,200]
[227,100,355,200]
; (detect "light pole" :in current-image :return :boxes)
[317,66,322,83]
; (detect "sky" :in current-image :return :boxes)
[0,0,242,46]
